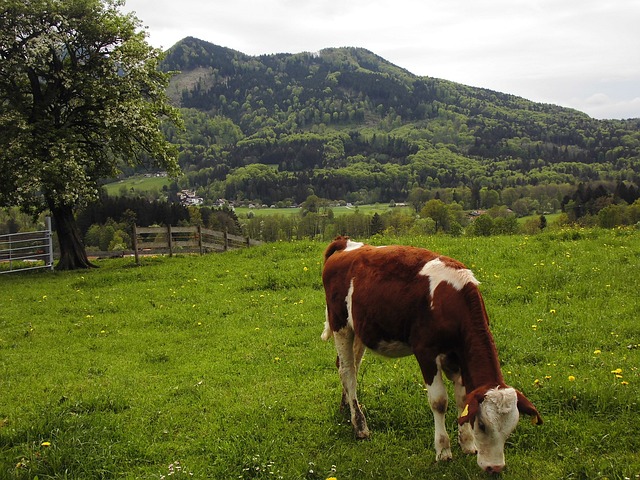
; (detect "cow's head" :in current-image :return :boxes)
[459,386,542,473]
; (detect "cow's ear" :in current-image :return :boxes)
[458,402,475,426]
[516,390,543,425]
[458,390,484,426]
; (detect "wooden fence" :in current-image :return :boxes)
[132,225,262,265]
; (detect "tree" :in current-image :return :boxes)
[370,212,383,235]
[539,214,547,230]
[470,214,494,236]
[301,194,322,215]
[0,0,181,269]
[407,186,430,213]
[420,199,450,232]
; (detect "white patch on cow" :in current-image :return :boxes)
[344,239,364,251]
[418,258,479,301]
[483,387,518,417]
[474,387,519,473]
[346,278,355,330]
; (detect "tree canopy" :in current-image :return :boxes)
[0,0,181,269]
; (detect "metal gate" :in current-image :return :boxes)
[0,217,54,274]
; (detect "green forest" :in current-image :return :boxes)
[151,37,639,213]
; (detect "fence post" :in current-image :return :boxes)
[167,224,173,257]
[197,225,203,255]
[223,228,228,252]
[45,216,54,271]
[246,236,250,248]
[132,224,139,265]
[8,233,13,271]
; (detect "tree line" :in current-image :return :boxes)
[3,181,638,254]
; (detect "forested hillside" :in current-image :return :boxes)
[156,37,639,211]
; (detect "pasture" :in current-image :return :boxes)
[0,229,638,479]
[235,204,412,218]
[102,175,171,197]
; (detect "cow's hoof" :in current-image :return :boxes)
[461,445,477,455]
[435,449,452,462]
[355,429,370,440]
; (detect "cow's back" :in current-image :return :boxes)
[323,239,457,350]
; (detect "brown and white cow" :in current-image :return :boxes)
[321,236,542,474]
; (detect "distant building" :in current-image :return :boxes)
[178,189,203,206]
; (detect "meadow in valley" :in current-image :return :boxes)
[0,228,638,479]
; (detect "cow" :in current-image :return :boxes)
[321,236,542,474]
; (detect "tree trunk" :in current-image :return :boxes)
[50,203,96,270]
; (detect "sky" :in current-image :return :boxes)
[123,0,640,120]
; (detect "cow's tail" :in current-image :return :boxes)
[321,236,350,341]
[323,235,349,263]
[321,309,333,341]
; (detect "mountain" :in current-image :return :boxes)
[157,37,640,207]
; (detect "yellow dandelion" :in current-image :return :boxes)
[568,375,576,382]
[593,349,601,355]
[621,381,629,386]
[303,266,309,272]
[550,309,557,314]
[41,441,51,447]
[611,368,623,375]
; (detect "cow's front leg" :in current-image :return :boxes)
[334,327,369,439]
[453,374,476,454]
[427,356,452,461]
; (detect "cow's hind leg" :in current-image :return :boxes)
[334,327,370,439]
[338,336,366,413]
[426,355,452,461]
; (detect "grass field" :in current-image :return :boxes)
[102,175,171,197]
[235,204,412,218]
[0,228,639,479]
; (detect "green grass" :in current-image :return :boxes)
[517,212,562,224]
[0,228,639,479]
[236,204,412,218]
[102,175,171,196]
